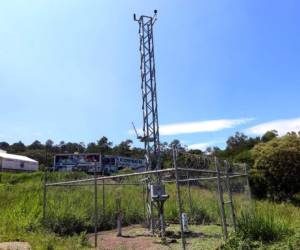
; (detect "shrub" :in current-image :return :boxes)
[251,134,300,201]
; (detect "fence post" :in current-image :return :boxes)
[94,162,98,248]
[215,157,228,240]
[101,155,105,226]
[187,169,193,213]
[116,193,122,236]
[0,157,2,183]
[43,170,47,223]
[244,164,253,208]
[172,145,186,250]
[142,183,146,219]
[224,161,237,232]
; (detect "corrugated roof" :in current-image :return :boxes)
[0,152,38,163]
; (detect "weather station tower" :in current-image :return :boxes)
[133,10,168,237]
[133,10,161,171]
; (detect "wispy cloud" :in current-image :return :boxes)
[160,118,253,136]
[188,142,214,151]
[188,139,225,151]
[129,118,253,136]
[246,117,300,136]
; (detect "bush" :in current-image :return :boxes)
[251,134,300,201]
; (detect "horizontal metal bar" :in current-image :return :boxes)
[49,182,142,187]
[177,167,217,174]
[46,168,176,187]
[163,174,247,183]
[177,168,247,176]
[46,168,247,187]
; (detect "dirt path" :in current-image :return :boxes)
[88,224,223,250]
[0,242,31,250]
[88,225,174,250]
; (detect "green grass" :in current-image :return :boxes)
[237,208,291,242]
[0,172,300,249]
[222,201,300,249]
[0,172,91,249]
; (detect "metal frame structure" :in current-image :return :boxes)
[133,10,166,236]
[134,10,160,171]
[43,152,251,249]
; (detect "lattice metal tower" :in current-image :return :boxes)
[134,10,168,237]
[134,10,160,171]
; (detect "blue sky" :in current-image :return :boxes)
[0,0,300,150]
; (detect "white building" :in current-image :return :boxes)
[0,150,39,172]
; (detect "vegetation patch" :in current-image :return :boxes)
[237,209,291,242]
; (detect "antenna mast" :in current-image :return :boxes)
[134,10,168,237]
[134,10,160,171]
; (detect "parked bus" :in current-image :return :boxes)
[53,153,146,174]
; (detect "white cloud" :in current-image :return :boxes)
[246,117,300,136]
[188,139,226,151]
[159,118,252,136]
[129,118,253,136]
[188,142,213,151]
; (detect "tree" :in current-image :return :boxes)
[87,142,98,153]
[64,142,83,153]
[114,140,133,156]
[78,142,86,153]
[226,132,249,152]
[251,133,300,201]
[169,139,185,151]
[59,141,66,153]
[97,136,112,153]
[261,130,278,142]
[188,149,203,155]
[28,140,44,150]
[0,141,10,151]
[224,132,260,161]
[45,139,54,151]
[10,141,26,153]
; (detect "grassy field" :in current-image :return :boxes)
[0,172,299,249]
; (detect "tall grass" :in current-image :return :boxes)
[237,209,291,242]
[1,172,300,249]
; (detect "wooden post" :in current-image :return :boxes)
[187,170,193,213]
[94,162,98,248]
[215,157,228,240]
[173,145,186,250]
[116,193,122,237]
[225,161,237,232]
